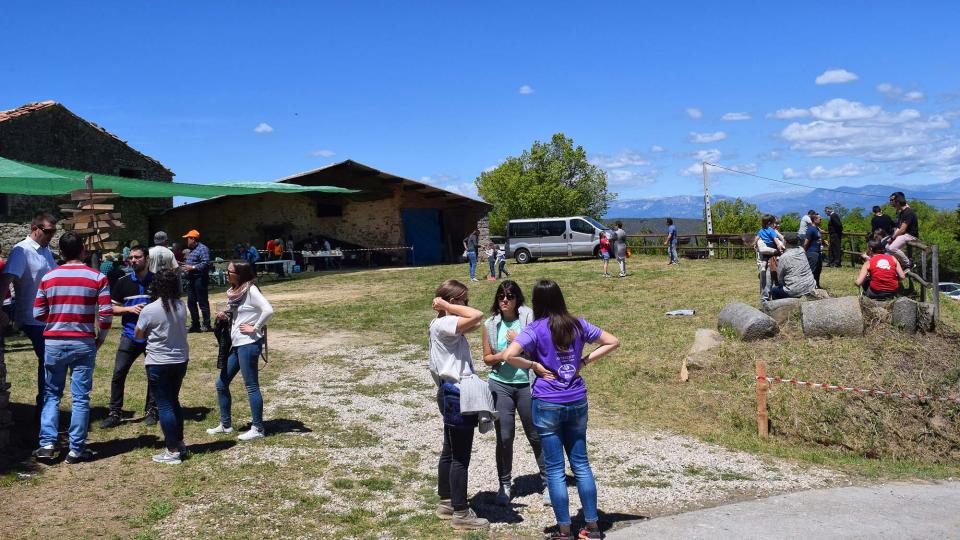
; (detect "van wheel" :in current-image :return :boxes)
[593,245,601,258]
[515,249,531,264]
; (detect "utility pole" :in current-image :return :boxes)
[702,162,714,257]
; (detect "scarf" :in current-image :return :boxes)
[226,281,252,318]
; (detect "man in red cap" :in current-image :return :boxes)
[181,230,212,332]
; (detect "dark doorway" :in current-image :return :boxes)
[401,208,443,265]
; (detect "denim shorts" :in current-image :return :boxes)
[601,252,610,260]
[437,382,478,428]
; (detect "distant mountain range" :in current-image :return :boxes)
[607,177,960,219]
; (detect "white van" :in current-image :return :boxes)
[506,216,611,264]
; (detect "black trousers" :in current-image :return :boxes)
[108,336,157,416]
[438,424,475,511]
[186,272,211,328]
[489,378,545,488]
[806,250,823,289]
[828,233,842,266]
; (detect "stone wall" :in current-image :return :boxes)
[0,102,174,246]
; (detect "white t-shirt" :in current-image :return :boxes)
[230,285,273,346]
[135,299,190,365]
[798,215,812,237]
[148,245,178,274]
[3,236,57,327]
[428,315,474,385]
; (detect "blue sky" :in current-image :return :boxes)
[3,1,960,203]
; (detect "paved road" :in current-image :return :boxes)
[606,482,960,539]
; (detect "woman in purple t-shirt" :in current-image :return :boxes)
[499,279,619,540]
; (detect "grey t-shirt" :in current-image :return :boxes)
[777,248,817,297]
[429,315,474,386]
[465,233,478,253]
[135,298,190,365]
[614,228,627,258]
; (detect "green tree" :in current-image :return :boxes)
[709,198,762,233]
[475,133,616,235]
[778,212,801,233]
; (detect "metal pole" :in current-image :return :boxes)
[703,163,714,258]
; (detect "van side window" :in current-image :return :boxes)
[571,219,594,234]
[540,220,566,237]
[509,222,539,238]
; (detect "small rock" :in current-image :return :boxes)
[801,296,864,337]
[891,297,918,333]
[806,289,831,300]
[761,298,802,325]
[718,303,779,341]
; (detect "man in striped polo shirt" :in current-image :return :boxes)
[32,232,113,464]
[101,245,158,429]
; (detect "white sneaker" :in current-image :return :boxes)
[152,449,182,465]
[206,424,233,435]
[238,426,265,441]
[470,278,479,282]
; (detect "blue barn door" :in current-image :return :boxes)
[401,208,443,265]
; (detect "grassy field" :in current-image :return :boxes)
[2,254,959,538]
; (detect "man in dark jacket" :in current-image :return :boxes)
[824,207,843,267]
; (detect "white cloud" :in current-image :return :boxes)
[767,108,810,119]
[782,167,799,179]
[686,107,703,119]
[877,82,925,103]
[689,131,727,143]
[807,163,869,179]
[421,174,479,199]
[809,98,880,121]
[518,85,534,95]
[589,150,649,168]
[307,149,335,158]
[253,122,274,134]
[815,68,859,85]
[650,144,665,153]
[680,149,756,177]
[607,168,659,186]
[760,149,783,161]
[722,112,751,121]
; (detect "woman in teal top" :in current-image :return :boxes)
[482,280,547,506]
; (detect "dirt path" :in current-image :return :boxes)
[159,330,842,538]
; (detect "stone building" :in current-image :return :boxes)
[0,101,174,252]
[153,160,490,265]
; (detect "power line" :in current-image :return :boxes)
[703,162,960,201]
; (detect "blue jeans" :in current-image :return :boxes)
[487,256,495,278]
[668,244,679,263]
[39,339,97,453]
[147,362,188,451]
[533,398,598,526]
[467,252,477,279]
[216,340,263,430]
[21,324,46,412]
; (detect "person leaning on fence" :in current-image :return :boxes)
[481,281,548,507]
[207,260,274,441]
[498,279,620,540]
[613,221,628,277]
[871,206,895,238]
[886,191,919,270]
[664,218,679,265]
[856,238,906,300]
[428,279,490,531]
[134,269,191,464]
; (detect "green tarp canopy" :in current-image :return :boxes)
[0,157,358,198]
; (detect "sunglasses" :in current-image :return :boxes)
[497,293,516,301]
[39,227,56,235]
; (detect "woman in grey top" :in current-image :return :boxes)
[613,221,628,277]
[134,270,190,465]
[481,281,547,506]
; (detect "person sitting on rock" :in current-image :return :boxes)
[855,239,905,300]
[765,247,817,301]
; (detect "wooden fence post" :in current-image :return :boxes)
[756,361,769,438]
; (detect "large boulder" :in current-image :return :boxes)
[718,303,779,341]
[801,296,864,337]
[891,297,919,333]
[762,297,802,325]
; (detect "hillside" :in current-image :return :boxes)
[603,217,705,235]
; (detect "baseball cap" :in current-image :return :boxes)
[182,229,200,239]
[154,231,168,243]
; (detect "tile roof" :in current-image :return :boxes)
[0,100,172,175]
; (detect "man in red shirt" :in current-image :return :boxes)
[855,239,906,300]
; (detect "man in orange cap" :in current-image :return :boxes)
[181,230,211,332]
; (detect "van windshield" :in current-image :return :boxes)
[582,216,608,230]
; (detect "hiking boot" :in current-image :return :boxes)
[451,508,489,530]
[65,449,94,464]
[32,445,55,461]
[206,423,233,435]
[495,484,511,506]
[436,499,454,520]
[100,414,122,429]
[152,449,182,465]
[143,412,158,426]
[238,426,265,441]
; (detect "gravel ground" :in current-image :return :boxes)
[161,331,842,538]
